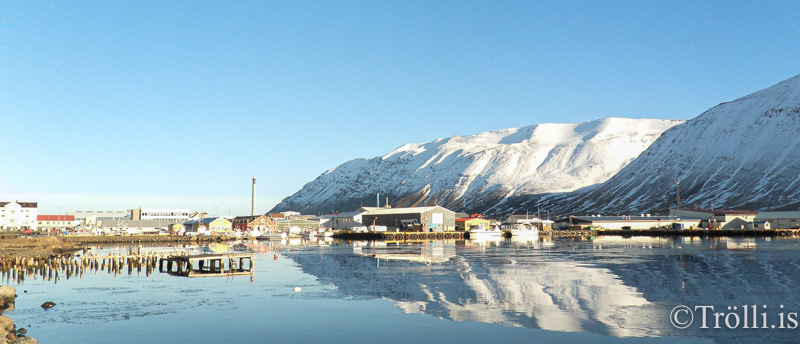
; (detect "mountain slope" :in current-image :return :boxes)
[271,117,682,214]
[561,74,800,214]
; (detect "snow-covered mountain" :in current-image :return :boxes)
[270,117,682,215]
[559,74,800,214]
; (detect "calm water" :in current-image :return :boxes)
[4,236,800,343]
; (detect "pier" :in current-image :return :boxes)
[334,231,465,241]
[158,253,254,278]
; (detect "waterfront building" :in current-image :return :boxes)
[0,201,38,231]
[274,218,320,231]
[248,215,276,232]
[753,211,800,229]
[360,206,456,232]
[184,217,232,234]
[231,215,277,232]
[324,211,366,230]
[455,216,491,231]
[669,208,758,229]
[554,215,702,230]
[131,208,190,222]
[231,216,257,231]
[37,215,77,230]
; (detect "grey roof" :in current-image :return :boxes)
[333,211,366,218]
[755,211,800,220]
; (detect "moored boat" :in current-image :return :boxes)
[467,224,502,239]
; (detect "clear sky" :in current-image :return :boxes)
[2,1,799,215]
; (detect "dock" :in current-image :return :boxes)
[158,253,254,278]
[333,231,465,241]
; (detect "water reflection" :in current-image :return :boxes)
[284,237,800,342]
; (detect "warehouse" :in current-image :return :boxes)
[553,215,702,230]
[360,206,456,232]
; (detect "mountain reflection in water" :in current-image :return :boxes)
[284,237,800,343]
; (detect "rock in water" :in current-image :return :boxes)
[12,337,39,344]
[0,286,15,310]
[40,302,56,310]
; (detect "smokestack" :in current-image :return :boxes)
[252,177,257,216]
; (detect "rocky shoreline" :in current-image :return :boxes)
[1,286,37,344]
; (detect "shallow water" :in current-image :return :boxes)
[5,236,800,343]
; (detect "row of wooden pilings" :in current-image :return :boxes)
[0,251,192,285]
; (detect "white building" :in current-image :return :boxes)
[0,201,38,231]
[669,208,758,230]
[131,208,190,223]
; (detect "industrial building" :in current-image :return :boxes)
[360,206,456,232]
[323,211,366,230]
[131,208,190,222]
[753,211,800,229]
[669,208,759,230]
[69,210,129,226]
[554,215,702,230]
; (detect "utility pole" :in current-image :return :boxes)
[537,199,541,219]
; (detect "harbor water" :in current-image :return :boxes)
[4,236,800,343]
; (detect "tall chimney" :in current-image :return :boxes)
[251,177,257,216]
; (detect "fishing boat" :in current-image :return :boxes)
[509,223,539,238]
[467,224,502,240]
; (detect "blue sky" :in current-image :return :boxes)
[2,1,799,215]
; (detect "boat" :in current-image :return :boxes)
[509,223,539,239]
[467,224,502,240]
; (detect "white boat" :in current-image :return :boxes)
[509,224,539,238]
[468,224,502,239]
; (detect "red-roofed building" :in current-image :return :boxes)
[37,215,77,230]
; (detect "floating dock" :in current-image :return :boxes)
[158,253,254,278]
